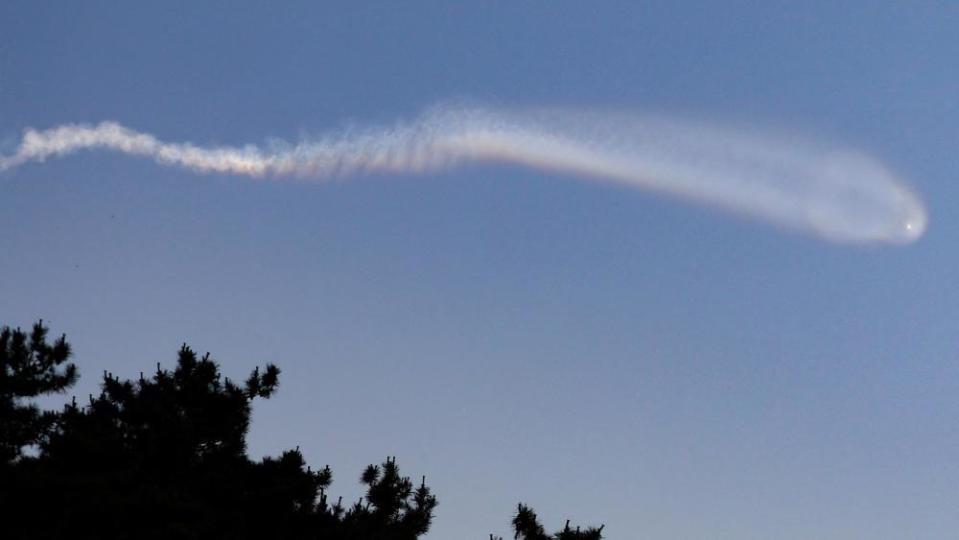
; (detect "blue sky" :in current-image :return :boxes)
[2,2,958,538]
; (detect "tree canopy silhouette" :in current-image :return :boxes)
[1,323,435,539]
[0,321,601,539]
[498,503,605,540]
[0,321,77,463]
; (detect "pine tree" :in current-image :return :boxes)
[492,503,604,540]
[1,327,436,540]
[1,321,602,539]
[0,321,77,463]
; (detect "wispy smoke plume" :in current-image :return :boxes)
[0,105,926,244]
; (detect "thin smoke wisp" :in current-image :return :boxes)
[0,105,927,244]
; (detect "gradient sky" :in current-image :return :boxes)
[2,2,958,538]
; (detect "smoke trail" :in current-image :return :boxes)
[0,105,926,244]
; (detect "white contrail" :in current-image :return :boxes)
[0,105,926,244]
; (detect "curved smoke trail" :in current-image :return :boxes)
[0,105,926,244]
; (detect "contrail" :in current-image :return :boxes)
[0,105,926,244]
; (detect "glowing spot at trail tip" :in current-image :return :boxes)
[0,104,928,245]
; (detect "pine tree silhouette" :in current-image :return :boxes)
[0,323,436,540]
[0,321,77,463]
[494,504,604,540]
[1,321,601,539]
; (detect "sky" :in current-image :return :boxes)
[2,2,958,538]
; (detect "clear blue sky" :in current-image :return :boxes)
[2,2,958,538]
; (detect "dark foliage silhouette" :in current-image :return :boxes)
[0,322,436,540]
[0,321,77,463]
[490,503,604,540]
[0,321,602,539]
